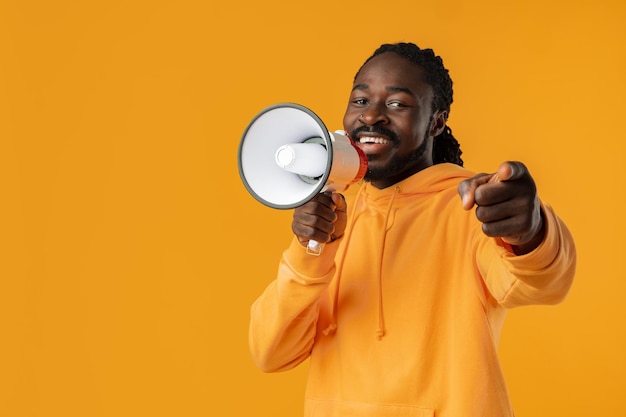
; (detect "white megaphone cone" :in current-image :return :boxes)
[238,103,368,255]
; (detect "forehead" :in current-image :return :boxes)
[354,52,433,99]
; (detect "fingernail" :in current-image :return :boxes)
[489,173,500,183]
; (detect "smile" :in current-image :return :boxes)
[358,136,391,145]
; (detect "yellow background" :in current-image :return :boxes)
[1,0,624,415]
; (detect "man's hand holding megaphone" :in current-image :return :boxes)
[292,192,347,248]
[238,103,367,255]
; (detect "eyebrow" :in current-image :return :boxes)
[352,83,416,97]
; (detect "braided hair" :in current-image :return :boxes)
[358,43,463,166]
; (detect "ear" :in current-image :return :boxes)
[429,110,448,137]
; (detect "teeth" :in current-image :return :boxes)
[359,137,390,144]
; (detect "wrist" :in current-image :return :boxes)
[510,209,546,255]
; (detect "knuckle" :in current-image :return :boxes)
[475,206,488,222]
[481,223,497,237]
[474,187,489,205]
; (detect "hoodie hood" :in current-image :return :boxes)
[359,163,474,212]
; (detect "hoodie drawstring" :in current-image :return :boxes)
[322,185,365,337]
[323,184,400,341]
[376,185,399,340]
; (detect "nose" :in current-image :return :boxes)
[360,103,389,125]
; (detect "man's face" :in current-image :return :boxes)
[343,52,446,189]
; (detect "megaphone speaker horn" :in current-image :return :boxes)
[238,103,368,254]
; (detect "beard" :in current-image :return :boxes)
[350,125,430,183]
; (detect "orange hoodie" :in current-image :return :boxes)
[249,163,576,417]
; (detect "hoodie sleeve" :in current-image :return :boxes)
[477,202,576,308]
[249,238,339,372]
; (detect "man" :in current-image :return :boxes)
[248,42,576,417]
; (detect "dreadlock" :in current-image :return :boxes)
[358,42,463,166]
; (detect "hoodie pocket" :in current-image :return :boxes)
[305,398,435,417]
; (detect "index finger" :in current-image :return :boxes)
[458,173,491,210]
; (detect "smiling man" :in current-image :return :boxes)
[249,42,576,417]
[346,52,444,189]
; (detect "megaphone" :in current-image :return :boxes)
[238,103,368,255]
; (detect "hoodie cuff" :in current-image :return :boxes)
[501,202,563,271]
[281,237,340,283]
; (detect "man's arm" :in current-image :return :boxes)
[459,161,576,306]
[249,193,347,372]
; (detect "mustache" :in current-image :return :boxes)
[350,125,399,145]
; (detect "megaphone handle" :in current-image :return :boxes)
[306,240,323,256]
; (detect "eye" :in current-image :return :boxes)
[387,101,406,108]
[352,98,368,106]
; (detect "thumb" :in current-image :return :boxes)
[331,192,347,212]
[493,161,526,182]
[330,192,348,241]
